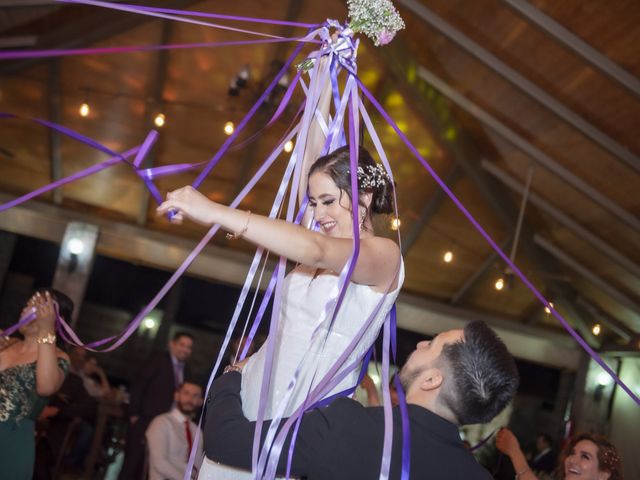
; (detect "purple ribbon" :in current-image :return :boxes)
[58,0,305,40]
[470,429,498,452]
[126,5,318,28]
[0,37,318,61]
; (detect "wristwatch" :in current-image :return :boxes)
[223,364,243,374]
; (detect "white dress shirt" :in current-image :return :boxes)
[146,408,202,480]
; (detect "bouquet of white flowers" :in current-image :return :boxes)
[347,0,405,46]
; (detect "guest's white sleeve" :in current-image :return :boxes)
[146,416,187,480]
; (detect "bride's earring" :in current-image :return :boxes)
[359,209,366,231]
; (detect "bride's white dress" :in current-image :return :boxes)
[198,260,404,479]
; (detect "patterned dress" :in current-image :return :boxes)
[0,357,69,479]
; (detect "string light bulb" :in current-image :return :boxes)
[592,323,601,336]
[154,113,166,128]
[443,250,453,263]
[494,278,505,291]
[544,302,554,314]
[390,217,401,231]
[224,121,235,135]
[142,317,156,330]
[79,102,90,117]
[284,140,294,153]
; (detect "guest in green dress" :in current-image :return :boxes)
[0,289,73,480]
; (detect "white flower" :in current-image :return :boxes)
[347,0,405,46]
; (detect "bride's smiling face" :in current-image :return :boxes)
[308,171,357,238]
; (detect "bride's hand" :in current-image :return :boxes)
[157,186,218,226]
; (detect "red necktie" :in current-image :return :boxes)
[184,419,193,461]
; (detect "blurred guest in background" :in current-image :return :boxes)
[119,331,194,480]
[496,428,623,480]
[146,381,204,480]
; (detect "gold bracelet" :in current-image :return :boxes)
[225,210,252,240]
[515,467,530,479]
[36,332,57,345]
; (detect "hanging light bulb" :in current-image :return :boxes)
[154,113,166,128]
[284,140,294,153]
[79,102,90,117]
[142,317,156,330]
[495,278,505,291]
[544,301,554,314]
[390,217,401,230]
[592,323,601,336]
[443,250,453,263]
[224,121,235,135]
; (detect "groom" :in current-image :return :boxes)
[202,321,519,479]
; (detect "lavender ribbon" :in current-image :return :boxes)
[59,0,291,40]
[0,37,318,61]
[125,5,318,28]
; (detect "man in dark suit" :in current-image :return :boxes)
[118,331,194,480]
[203,321,520,479]
[531,433,556,475]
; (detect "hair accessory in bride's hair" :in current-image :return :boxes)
[348,163,388,189]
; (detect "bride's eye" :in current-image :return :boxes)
[322,199,335,206]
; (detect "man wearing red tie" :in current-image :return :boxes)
[146,382,204,480]
[120,332,194,480]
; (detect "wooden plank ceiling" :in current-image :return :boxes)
[0,0,638,353]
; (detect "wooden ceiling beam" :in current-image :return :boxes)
[504,0,640,98]
[576,295,636,341]
[417,66,640,233]
[0,0,200,75]
[482,159,640,280]
[137,20,172,226]
[401,165,462,256]
[450,237,511,305]
[48,59,63,205]
[535,234,640,328]
[400,0,640,174]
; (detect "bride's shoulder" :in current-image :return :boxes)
[363,236,401,258]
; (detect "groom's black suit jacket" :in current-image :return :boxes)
[203,372,492,480]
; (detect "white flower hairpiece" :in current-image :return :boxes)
[349,163,389,189]
[347,0,405,46]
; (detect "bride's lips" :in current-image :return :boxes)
[321,221,337,233]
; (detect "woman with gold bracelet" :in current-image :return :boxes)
[0,289,72,479]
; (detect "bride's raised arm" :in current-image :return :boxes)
[297,55,333,218]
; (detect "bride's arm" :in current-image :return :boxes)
[157,188,400,289]
[297,56,333,214]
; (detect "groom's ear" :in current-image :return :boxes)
[419,367,443,392]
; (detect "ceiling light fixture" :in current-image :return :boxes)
[79,102,90,117]
[284,140,294,153]
[154,113,165,128]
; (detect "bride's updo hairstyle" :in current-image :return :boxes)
[308,145,395,220]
